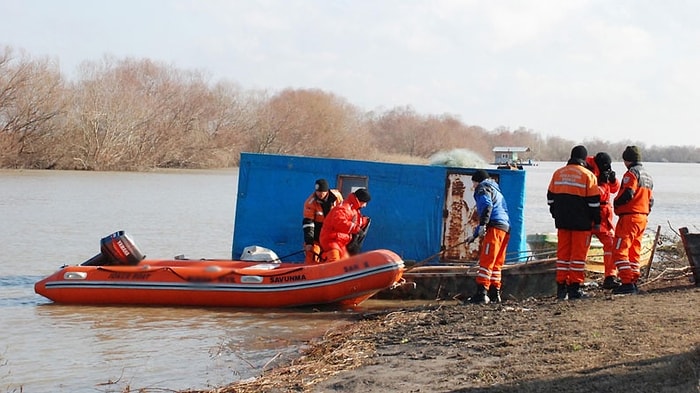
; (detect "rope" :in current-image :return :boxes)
[267,249,305,263]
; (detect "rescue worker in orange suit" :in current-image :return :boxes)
[466,170,511,304]
[547,145,601,300]
[302,179,343,263]
[611,146,654,295]
[585,152,621,289]
[319,188,371,263]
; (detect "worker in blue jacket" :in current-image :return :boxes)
[466,169,511,304]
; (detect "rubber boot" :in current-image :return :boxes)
[556,283,568,300]
[468,285,490,304]
[567,282,588,300]
[487,286,502,303]
[602,276,621,289]
[612,283,638,295]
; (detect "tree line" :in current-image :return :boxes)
[1,46,697,171]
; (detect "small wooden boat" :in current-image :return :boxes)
[526,227,660,274]
[34,231,405,308]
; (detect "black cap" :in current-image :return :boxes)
[471,169,489,183]
[315,179,329,192]
[354,188,371,202]
[594,152,612,172]
[570,145,588,160]
[622,146,641,162]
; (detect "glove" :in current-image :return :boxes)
[360,216,370,229]
[608,170,616,183]
[473,225,486,239]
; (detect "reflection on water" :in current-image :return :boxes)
[15,303,358,392]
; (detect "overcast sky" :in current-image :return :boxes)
[2,0,699,147]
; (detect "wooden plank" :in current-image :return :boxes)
[644,225,662,279]
[679,227,700,286]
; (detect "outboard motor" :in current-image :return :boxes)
[240,245,280,263]
[81,231,145,266]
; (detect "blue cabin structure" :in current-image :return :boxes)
[232,153,528,264]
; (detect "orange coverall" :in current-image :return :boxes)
[547,161,601,286]
[612,163,654,285]
[302,189,343,263]
[586,156,621,277]
[319,193,368,262]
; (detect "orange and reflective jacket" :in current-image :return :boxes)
[547,159,601,231]
[319,193,366,251]
[586,156,620,233]
[614,163,654,215]
[302,189,343,245]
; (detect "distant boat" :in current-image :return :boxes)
[493,159,538,170]
[491,146,537,169]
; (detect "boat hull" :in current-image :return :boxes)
[35,249,405,308]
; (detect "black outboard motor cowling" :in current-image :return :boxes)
[81,231,145,266]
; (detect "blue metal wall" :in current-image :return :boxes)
[232,153,527,263]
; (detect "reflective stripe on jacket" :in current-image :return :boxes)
[547,160,601,230]
[319,193,364,251]
[614,163,654,215]
[302,189,343,244]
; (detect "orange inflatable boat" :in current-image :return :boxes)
[34,231,405,309]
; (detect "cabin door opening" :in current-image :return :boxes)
[337,175,369,198]
[441,172,481,262]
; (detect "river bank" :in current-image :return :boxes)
[185,245,700,393]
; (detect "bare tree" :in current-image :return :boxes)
[67,57,225,169]
[207,82,260,166]
[3,47,698,170]
[247,88,375,158]
[67,57,142,170]
[368,107,489,159]
[0,46,67,168]
[368,106,422,156]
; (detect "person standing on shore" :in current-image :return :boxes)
[302,179,343,263]
[586,152,621,289]
[611,146,654,295]
[466,169,511,304]
[547,145,601,300]
[319,188,371,263]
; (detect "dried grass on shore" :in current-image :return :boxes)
[181,316,395,393]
